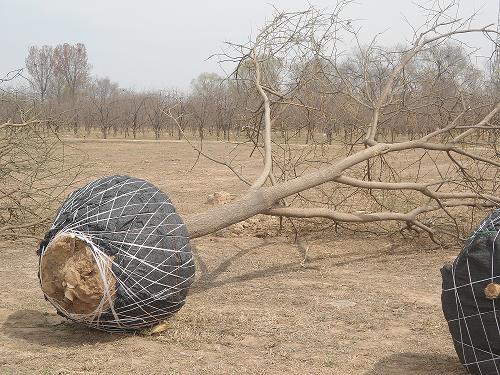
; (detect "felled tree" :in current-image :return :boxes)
[37,2,500,332]
[179,2,500,244]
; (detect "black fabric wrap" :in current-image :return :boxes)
[38,175,195,332]
[441,209,500,375]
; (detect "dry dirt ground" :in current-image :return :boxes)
[0,140,469,374]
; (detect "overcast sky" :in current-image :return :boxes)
[1,0,497,91]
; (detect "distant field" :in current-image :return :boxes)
[0,139,467,374]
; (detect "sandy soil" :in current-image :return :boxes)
[0,139,468,374]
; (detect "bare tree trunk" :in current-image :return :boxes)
[184,143,401,237]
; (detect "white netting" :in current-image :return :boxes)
[38,176,195,332]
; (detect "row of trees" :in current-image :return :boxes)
[2,34,499,144]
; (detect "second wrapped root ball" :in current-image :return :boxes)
[441,209,500,374]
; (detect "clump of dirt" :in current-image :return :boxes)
[206,191,280,237]
[40,234,116,315]
[206,191,234,205]
[221,215,281,237]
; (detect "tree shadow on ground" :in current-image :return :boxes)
[190,239,272,294]
[366,352,466,375]
[190,238,398,295]
[2,309,124,347]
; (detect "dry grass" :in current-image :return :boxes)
[0,139,469,374]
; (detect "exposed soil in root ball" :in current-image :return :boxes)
[40,234,116,315]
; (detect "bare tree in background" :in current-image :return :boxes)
[167,91,187,140]
[53,43,90,134]
[190,73,224,140]
[124,91,146,139]
[88,77,120,139]
[53,43,90,100]
[25,45,55,102]
[146,91,169,140]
